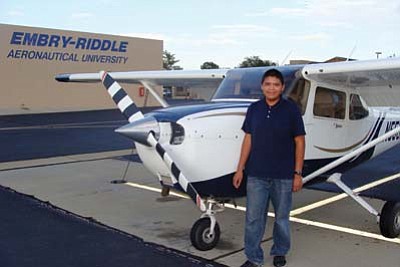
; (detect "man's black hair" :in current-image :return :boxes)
[261,68,284,85]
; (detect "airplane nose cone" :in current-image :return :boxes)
[115,116,160,145]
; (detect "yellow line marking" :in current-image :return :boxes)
[125,182,190,199]
[290,173,400,216]
[124,180,400,245]
[289,217,400,244]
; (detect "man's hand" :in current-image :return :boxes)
[292,174,303,192]
[233,171,244,189]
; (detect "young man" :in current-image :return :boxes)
[233,69,306,267]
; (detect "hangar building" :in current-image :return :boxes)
[0,24,163,115]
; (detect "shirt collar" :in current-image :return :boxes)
[263,96,283,109]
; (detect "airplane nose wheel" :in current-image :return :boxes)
[190,199,224,251]
[190,217,220,251]
[379,201,400,238]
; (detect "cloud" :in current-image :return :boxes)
[169,24,274,47]
[245,0,398,29]
[170,35,242,46]
[7,10,24,17]
[163,24,276,49]
[289,33,332,42]
[71,12,94,19]
[270,7,309,17]
[208,24,274,44]
[120,32,240,47]
[121,32,168,41]
[211,24,273,34]
[244,11,269,17]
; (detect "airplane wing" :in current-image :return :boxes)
[55,69,228,88]
[302,58,400,107]
[302,57,400,88]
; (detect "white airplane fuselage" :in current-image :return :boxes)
[134,77,400,198]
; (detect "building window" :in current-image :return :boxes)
[313,87,346,119]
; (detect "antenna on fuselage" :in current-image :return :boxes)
[280,50,293,66]
[347,44,357,61]
[345,44,357,87]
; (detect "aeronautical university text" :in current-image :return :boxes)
[6,31,129,64]
[7,49,128,64]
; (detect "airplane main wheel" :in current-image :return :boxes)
[190,217,220,251]
[379,201,400,238]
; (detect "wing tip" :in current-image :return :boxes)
[55,74,71,82]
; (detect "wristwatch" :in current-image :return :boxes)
[294,170,302,176]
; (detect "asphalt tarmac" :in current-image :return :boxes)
[0,185,224,267]
[0,109,130,162]
[0,109,225,267]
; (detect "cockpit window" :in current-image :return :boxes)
[212,66,302,100]
[287,79,310,115]
[349,94,369,120]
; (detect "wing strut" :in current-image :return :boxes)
[325,173,379,218]
[139,80,169,108]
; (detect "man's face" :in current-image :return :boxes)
[261,76,284,102]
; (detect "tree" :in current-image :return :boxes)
[238,56,276,68]
[200,61,220,69]
[163,50,183,70]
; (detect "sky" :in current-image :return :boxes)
[1,0,400,69]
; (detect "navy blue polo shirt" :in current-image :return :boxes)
[242,97,306,180]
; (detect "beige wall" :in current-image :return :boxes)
[0,24,163,115]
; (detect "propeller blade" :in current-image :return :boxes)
[100,71,144,123]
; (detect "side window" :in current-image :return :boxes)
[349,94,369,120]
[313,87,346,119]
[287,78,310,115]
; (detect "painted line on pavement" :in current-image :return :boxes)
[0,120,126,131]
[0,149,135,171]
[124,181,400,245]
[290,173,400,216]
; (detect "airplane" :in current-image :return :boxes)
[56,57,400,251]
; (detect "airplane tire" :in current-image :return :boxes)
[379,201,400,238]
[190,217,220,251]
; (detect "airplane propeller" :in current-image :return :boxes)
[100,71,207,212]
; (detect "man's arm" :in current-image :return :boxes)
[233,133,251,189]
[293,135,305,192]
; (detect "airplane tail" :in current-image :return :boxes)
[100,71,144,123]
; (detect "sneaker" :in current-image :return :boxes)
[240,260,263,267]
[273,256,286,267]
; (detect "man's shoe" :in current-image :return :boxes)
[273,256,286,267]
[240,260,263,267]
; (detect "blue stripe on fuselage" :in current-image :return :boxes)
[146,101,251,122]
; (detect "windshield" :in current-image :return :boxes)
[212,65,304,100]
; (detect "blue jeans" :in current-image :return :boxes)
[244,176,293,265]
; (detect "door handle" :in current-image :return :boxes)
[334,122,343,128]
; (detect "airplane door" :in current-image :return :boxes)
[308,86,347,158]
